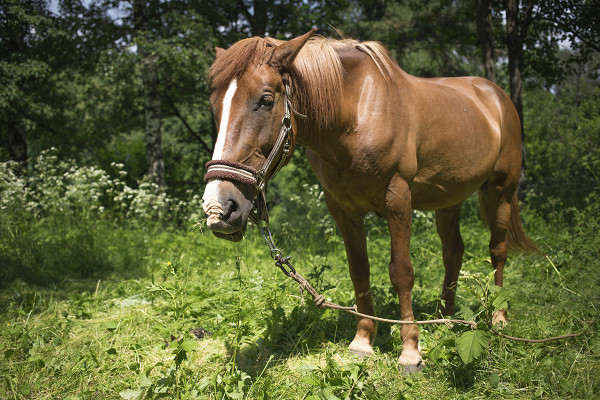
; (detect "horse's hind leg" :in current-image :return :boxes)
[435,204,464,317]
[324,193,377,356]
[480,177,516,325]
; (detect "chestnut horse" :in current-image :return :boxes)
[202,30,539,373]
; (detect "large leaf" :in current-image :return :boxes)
[490,285,510,311]
[456,330,490,364]
[119,390,142,400]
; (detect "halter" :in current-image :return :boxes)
[204,83,303,224]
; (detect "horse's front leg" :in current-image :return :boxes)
[385,178,424,373]
[324,193,377,356]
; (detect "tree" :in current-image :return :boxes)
[197,0,347,45]
[539,0,600,56]
[0,0,68,163]
[476,0,496,81]
[504,0,535,189]
[133,0,166,188]
[79,1,219,190]
[500,0,598,191]
[0,0,125,164]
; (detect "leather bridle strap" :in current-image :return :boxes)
[204,83,299,223]
[204,160,257,186]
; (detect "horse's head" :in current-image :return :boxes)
[202,30,315,241]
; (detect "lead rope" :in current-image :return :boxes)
[251,223,585,342]
[255,222,475,328]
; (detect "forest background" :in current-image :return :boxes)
[1,1,599,399]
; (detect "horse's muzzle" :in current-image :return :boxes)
[202,180,253,242]
[205,211,246,242]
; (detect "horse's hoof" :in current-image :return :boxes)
[492,309,508,327]
[398,354,425,375]
[348,339,374,358]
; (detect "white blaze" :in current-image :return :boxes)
[212,78,238,160]
[203,78,238,225]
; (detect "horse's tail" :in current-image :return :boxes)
[478,190,542,254]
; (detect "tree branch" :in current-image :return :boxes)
[237,0,255,32]
[163,91,213,156]
[535,15,600,53]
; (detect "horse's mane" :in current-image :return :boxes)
[209,36,396,127]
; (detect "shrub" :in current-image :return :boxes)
[0,149,205,286]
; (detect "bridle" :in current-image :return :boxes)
[204,82,304,224]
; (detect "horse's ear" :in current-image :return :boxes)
[270,28,317,72]
[215,47,226,59]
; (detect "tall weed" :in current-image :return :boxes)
[0,149,205,286]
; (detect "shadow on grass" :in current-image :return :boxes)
[223,264,443,378]
[0,218,153,289]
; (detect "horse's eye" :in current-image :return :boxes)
[259,95,274,109]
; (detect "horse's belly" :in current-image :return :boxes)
[410,178,485,210]
[409,123,501,210]
[410,158,494,210]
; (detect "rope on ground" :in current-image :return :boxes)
[259,224,585,344]
[490,330,580,343]
[288,270,477,328]
[285,263,584,343]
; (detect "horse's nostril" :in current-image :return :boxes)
[223,198,240,219]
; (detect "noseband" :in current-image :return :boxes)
[204,83,304,224]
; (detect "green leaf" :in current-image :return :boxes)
[456,330,489,364]
[174,348,187,366]
[28,355,45,368]
[197,376,211,391]
[590,335,600,354]
[18,383,31,395]
[179,340,196,352]
[320,387,340,400]
[139,372,152,387]
[119,389,142,400]
[491,286,509,310]
[300,375,320,386]
[106,321,119,331]
[226,392,244,399]
[457,306,475,320]
[489,372,499,387]
[106,347,117,355]
[397,392,410,400]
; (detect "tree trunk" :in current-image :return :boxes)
[7,122,28,164]
[142,56,166,188]
[253,0,267,36]
[134,0,166,188]
[505,0,534,196]
[476,0,496,82]
[238,0,268,36]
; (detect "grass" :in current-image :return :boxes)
[1,203,599,399]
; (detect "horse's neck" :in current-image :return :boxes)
[295,48,411,159]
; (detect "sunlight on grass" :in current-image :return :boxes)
[1,156,599,398]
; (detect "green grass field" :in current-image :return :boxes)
[1,194,599,399]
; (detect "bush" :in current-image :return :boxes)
[0,149,205,286]
[525,77,600,214]
[1,149,205,229]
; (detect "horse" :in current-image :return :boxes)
[201,30,539,373]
